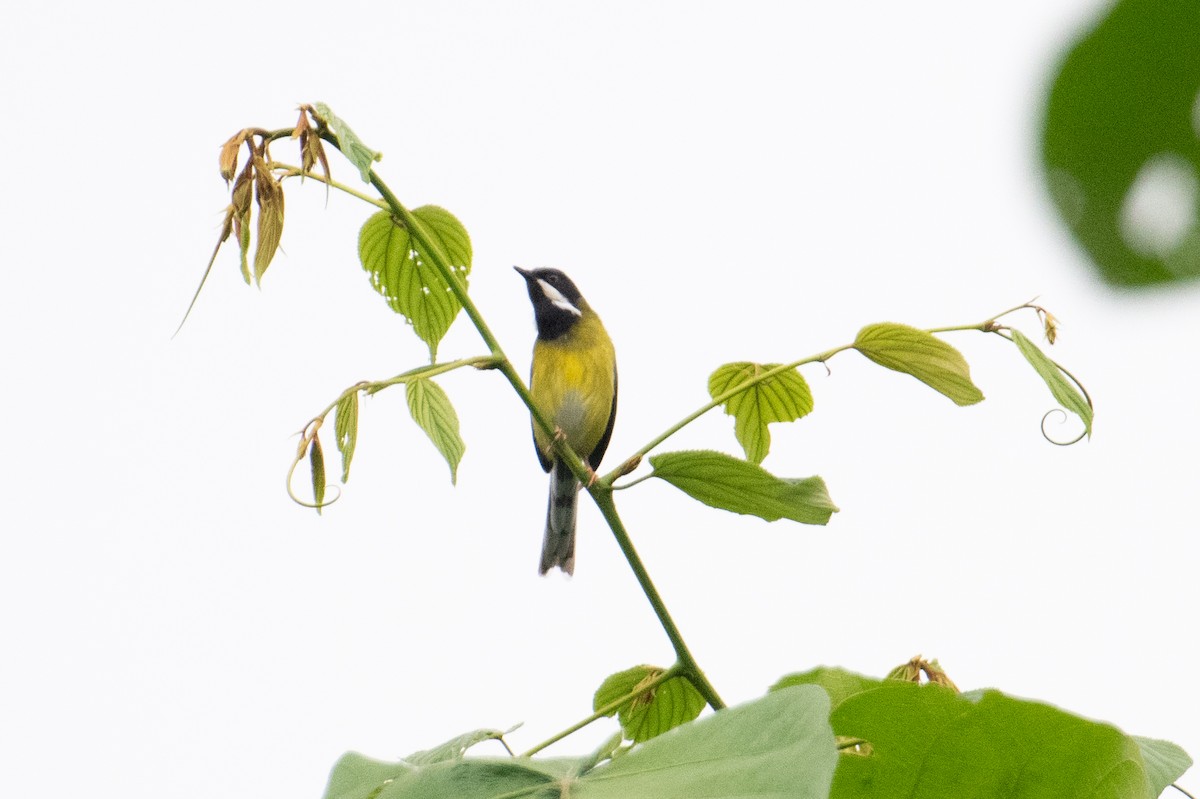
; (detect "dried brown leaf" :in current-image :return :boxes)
[219,129,250,183]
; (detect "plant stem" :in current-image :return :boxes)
[590,490,725,711]
[316,128,722,715]
[269,161,388,208]
[518,665,682,758]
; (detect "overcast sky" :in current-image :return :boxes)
[3,1,1196,797]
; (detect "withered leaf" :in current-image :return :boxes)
[219,129,250,183]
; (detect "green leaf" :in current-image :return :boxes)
[404,728,515,766]
[854,322,984,406]
[593,666,706,743]
[651,449,838,525]
[358,206,473,361]
[335,392,359,483]
[1132,736,1193,797]
[321,751,412,799]
[830,681,1174,799]
[708,362,814,464]
[1010,329,1093,436]
[1041,0,1200,285]
[405,378,465,484]
[770,666,883,710]
[309,435,325,513]
[314,102,382,183]
[320,687,837,799]
[579,684,836,798]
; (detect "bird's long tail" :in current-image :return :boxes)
[540,460,578,575]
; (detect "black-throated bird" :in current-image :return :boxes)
[515,267,617,575]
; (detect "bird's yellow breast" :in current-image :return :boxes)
[530,312,616,461]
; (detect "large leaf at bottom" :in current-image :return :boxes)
[580,684,835,797]
[321,686,836,799]
[770,666,883,710]
[830,682,1172,799]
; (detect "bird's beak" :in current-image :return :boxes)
[514,266,532,281]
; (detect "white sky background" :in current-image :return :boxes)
[3,1,1196,796]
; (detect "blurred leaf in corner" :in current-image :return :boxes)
[1042,0,1200,286]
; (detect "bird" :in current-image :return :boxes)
[515,267,618,575]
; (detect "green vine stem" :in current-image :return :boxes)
[308,127,723,711]
[590,490,725,711]
[608,300,1073,484]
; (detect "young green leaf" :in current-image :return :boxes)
[313,102,381,183]
[1010,329,1093,436]
[309,436,325,513]
[594,665,706,743]
[650,450,838,525]
[358,206,473,361]
[334,392,359,483]
[405,378,465,484]
[708,362,814,464]
[854,323,984,406]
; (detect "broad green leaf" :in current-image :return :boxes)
[651,450,838,525]
[335,392,359,483]
[378,760,553,799]
[321,751,412,799]
[708,362,814,464]
[854,323,984,406]
[1042,0,1200,285]
[404,728,515,766]
[309,436,325,513]
[405,378,465,484]
[593,666,705,743]
[830,681,1169,799]
[1010,329,1094,436]
[770,666,883,710]
[578,684,836,798]
[358,206,473,361]
[314,102,382,183]
[1132,736,1193,797]
[321,687,836,799]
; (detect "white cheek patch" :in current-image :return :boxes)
[537,278,582,317]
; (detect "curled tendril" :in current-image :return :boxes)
[285,417,341,509]
[286,445,343,509]
[1040,356,1093,446]
[1040,409,1086,446]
